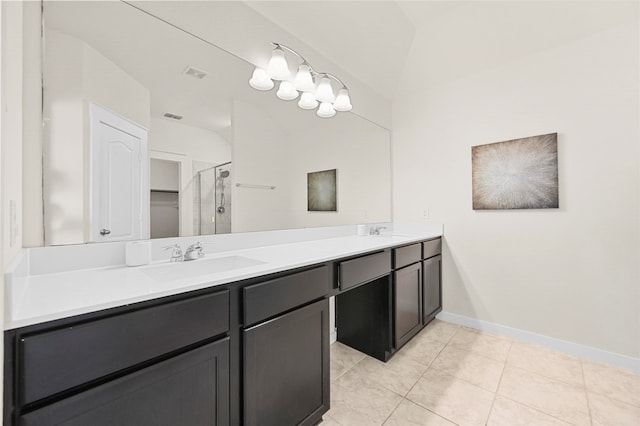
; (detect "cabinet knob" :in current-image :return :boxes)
[100,228,111,236]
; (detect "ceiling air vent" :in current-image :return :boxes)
[163,113,183,120]
[183,66,208,79]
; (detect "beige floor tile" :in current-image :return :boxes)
[330,342,366,381]
[582,360,640,408]
[430,345,505,392]
[350,351,428,396]
[417,319,460,344]
[384,399,456,426]
[447,328,512,362]
[398,332,448,367]
[507,341,584,387]
[330,368,403,426]
[320,412,344,426]
[588,391,640,426]
[407,368,495,426]
[487,396,572,426]
[498,366,590,426]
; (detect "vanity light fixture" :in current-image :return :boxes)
[248,43,352,118]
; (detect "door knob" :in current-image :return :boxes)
[100,228,111,236]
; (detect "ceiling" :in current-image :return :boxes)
[45,1,633,136]
[244,1,417,101]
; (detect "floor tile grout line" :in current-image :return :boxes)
[499,364,593,423]
[497,394,582,426]
[580,360,594,426]
[413,324,460,381]
[404,394,462,426]
[485,340,512,425]
[440,342,511,366]
[506,364,592,392]
[379,394,405,426]
[404,398,462,426]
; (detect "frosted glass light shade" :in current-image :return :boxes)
[317,102,336,118]
[333,88,352,112]
[267,47,290,80]
[294,64,315,92]
[276,81,299,100]
[315,77,335,103]
[298,91,318,110]
[248,68,274,90]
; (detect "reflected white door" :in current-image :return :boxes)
[90,104,148,242]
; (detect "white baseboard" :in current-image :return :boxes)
[330,329,337,344]
[437,311,640,372]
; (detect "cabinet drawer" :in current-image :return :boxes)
[21,290,229,404]
[393,243,421,269]
[339,251,391,290]
[244,266,329,327]
[21,338,230,426]
[423,238,442,259]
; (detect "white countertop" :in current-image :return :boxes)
[6,232,441,330]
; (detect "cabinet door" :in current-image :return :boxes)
[244,299,329,426]
[21,339,230,426]
[394,262,422,349]
[423,255,442,323]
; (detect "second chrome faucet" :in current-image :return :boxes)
[163,242,205,262]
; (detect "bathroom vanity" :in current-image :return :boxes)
[3,232,442,425]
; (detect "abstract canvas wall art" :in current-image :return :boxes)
[472,133,558,210]
[307,169,337,212]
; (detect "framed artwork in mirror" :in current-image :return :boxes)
[307,169,337,212]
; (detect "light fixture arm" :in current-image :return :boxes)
[271,43,349,90]
[272,42,308,65]
[320,72,349,91]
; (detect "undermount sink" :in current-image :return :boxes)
[143,256,266,282]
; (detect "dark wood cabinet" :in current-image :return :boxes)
[243,299,329,426]
[5,236,442,425]
[20,338,230,426]
[336,238,443,361]
[20,291,229,405]
[394,262,422,349]
[336,275,393,362]
[422,254,442,323]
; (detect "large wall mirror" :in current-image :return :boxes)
[41,1,391,246]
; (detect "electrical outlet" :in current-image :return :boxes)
[422,208,429,220]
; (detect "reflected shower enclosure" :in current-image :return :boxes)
[197,162,232,234]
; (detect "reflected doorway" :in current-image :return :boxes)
[150,158,180,238]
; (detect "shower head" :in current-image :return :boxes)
[219,170,230,178]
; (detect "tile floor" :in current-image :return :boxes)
[323,320,640,426]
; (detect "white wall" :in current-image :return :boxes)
[149,117,230,162]
[43,28,150,245]
[2,1,24,266]
[232,100,291,232]
[22,1,42,248]
[287,114,391,228]
[150,158,180,192]
[393,2,640,358]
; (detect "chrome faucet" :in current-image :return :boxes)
[369,226,387,236]
[163,242,205,262]
[184,242,205,261]
[163,244,184,262]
